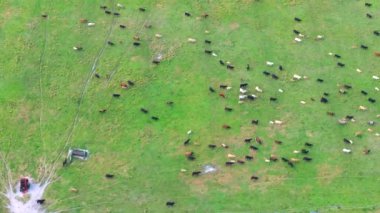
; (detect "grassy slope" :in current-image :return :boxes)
[0,0,379,212]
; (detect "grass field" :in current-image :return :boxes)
[0,0,379,212]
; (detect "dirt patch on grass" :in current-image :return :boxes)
[317,164,343,185]
[16,104,30,123]
[229,22,240,30]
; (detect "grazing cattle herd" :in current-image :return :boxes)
[32,1,380,209]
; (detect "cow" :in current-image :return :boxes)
[270,154,278,161]
[263,71,271,76]
[346,115,354,120]
[220,84,228,89]
[152,59,160,64]
[94,73,100,78]
[185,12,191,16]
[303,157,312,161]
[105,10,112,15]
[36,199,45,205]
[344,84,352,89]
[244,138,252,143]
[113,94,120,97]
[279,65,284,71]
[166,201,175,207]
[209,87,215,92]
[201,13,209,18]
[187,155,196,161]
[139,8,146,12]
[365,3,372,7]
[294,17,302,22]
[301,149,309,154]
[113,12,120,16]
[99,109,107,113]
[266,61,274,66]
[192,171,201,176]
[288,161,294,167]
[374,30,380,36]
[293,29,300,35]
[240,83,248,88]
[222,124,231,129]
[271,74,279,80]
[151,116,159,120]
[208,144,216,148]
[105,174,114,178]
[275,140,283,145]
[337,62,345,67]
[140,108,149,113]
[219,93,226,98]
[363,149,371,155]
[334,54,341,58]
[323,92,329,96]
[227,64,234,70]
[343,138,353,144]
[327,112,335,116]
[368,98,376,103]
[368,121,375,126]
[342,148,352,153]
[270,97,277,102]
[305,142,313,147]
[255,137,263,145]
[251,120,259,125]
[361,44,369,49]
[183,139,190,146]
[205,40,211,44]
[245,155,253,160]
[281,157,289,162]
[107,41,115,46]
[366,13,373,19]
[225,161,235,166]
[133,42,141,46]
[246,64,250,71]
[317,78,324,83]
[250,175,259,180]
[250,145,258,150]
[237,160,245,164]
[221,144,229,148]
[73,46,83,51]
[205,50,212,54]
[225,107,233,111]
[100,5,107,10]
[320,97,328,103]
[219,60,225,65]
[63,158,68,167]
[41,14,48,18]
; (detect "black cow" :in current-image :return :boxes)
[279,65,284,71]
[251,120,259,125]
[271,74,279,80]
[365,3,372,7]
[288,161,294,168]
[250,175,259,180]
[317,78,324,83]
[205,50,212,54]
[183,139,190,145]
[361,90,368,95]
[151,116,159,120]
[120,24,126,29]
[361,44,368,49]
[250,145,258,150]
[209,87,215,92]
[105,174,114,178]
[263,71,270,76]
[334,54,341,58]
[140,108,149,113]
[244,138,252,143]
[294,17,302,22]
[166,101,174,105]
[337,62,345,67]
[139,8,146,12]
[152,59,160,64]
[208,144,216,148]
[113,94,120,97]
[343,84,352,89]
[36,199,45,205]
[323,92,329,96]
[270,97,277,102]
[99,109,107,113]
[346,115,354,120]
[188,155,196,161]
[113,12,120,16]
[368,98,376,103]
[281,157,289,162]
[245,155,253,160]
[374,30,380,36]
[240,83,248,88]
[41,14,48,18]
[192,171,201,176]
[94,73,100,78]
[185,12,191,16]
[275,140,283,145]
[133,42,141,46]
[166,201,175,207]
[107,41,115,46]
[320,97,328,103]
[301,149,309,154]
[220,84,228,89]
[343,138,352,144]
[303,157,312,161]
[227,64,234,70]
[246,64,250,71]
[305,142,313,147]
[293,29,300,35]
[219,60,225,65]
[205,40,211,44]
[100,5,107,10]
[237,160,245,164]
[366,13,373,18]
[225,107,233,111]
[105,10,112,14]
[225,161,235,166]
